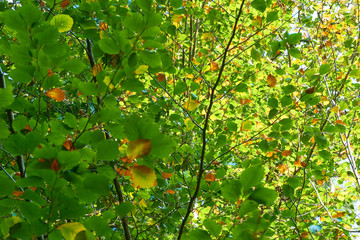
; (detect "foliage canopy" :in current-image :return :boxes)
[0,0,360,239]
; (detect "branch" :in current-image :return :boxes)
[176,2,246,239]
[0,66,26,178]
[113,166,132,240]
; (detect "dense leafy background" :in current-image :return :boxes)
[0,0,360,239]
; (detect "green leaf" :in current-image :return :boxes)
[115,202,135,218]
[221,179,242,201]
[51,14,74,32]
[0,119,10,139]
[280,95,292,107]
[315,135,329,149]
[203,219,222,237]
[289,48,301,59]
[319,64,331,75]
[279,118,292,131]
[266,11,278,22]
[268,97,278,108]
[239,200,258,218]
[249,187,278,206]
[251,0,267,12]
[0,88,14,108]
[251,48,262,61]
[83,174,110,196]
[59,222,86,240]
[98,38,119,55]
[170,0,183,8]
[0,176,15,198]
[287,33,302,44]
[185,229,211,240]
[240,165,264,191]
[96,140,119,161]
[60,59,87,74]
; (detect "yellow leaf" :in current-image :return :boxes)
[185,118,195,130]
[294,161,305,167]
[51,14,73,32]
[343,224,351,230]
[266,152,274,158]
[184,99,200,111]
[58,222,86,240]
[138,198,147,208]
[331,106,339,113]
[185,73,194,79]
[103,76,114,89]
[267,74,277,87]
[46,88,66,102]
[92,63,103,76]
[278,164,288,173]
[127,139,151,161]
[135,65,148,74]
[172,15,183,27]
[130,165,157,188]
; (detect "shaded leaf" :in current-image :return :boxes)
[130,165,157,188]
[59,222,86,240]
[127,139,151,161]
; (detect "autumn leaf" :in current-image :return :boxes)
[172,14,183,27]
[184,99,200,111]
[267,74,277,87]
[210,61,219,71]
[157,73,166,82]
[266,152,274,158]
[47,69,54,77]
[241,120,252,131]
[130,165,157,188]
[166,189,175,194]
[205,173,215,182]
[51,159,60,172]
[185,118,195,130]
[92,63,103,76]
[63,138,75,151]
[60,0,70,8]
[103,76,114,89]
[281,150,291,156]
[46,88,66,102]
[99,22,108,30]
[305,87,315,94]
[127,139,151,161]
[278,164,288,173]
[294,161,305,167]
[162,172,173,179]
[58,222,86,240]
[135,65,148,74]
[13,190,24,197]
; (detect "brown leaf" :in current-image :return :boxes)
[157,73,166,82]
[60,0,70,8]
[267,74,277,88]
[305,87,315,94]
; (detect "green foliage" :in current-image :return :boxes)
[0,0,359,239]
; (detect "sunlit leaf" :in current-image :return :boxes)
[127,139,151,161]
[58,222,86,240]
[46,88,66,102]
[51,14,73,32]
[210,61,219,71]
[130,165,157,188]
[278,164,288,173]
[281,150,291,156]
[184,99,200,111]
[92,63,103,77]
[135,65,148,74]
[185,118,195,130]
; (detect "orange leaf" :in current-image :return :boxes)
[281,150,291,156]
[266,152,274,158]
[267,74,277,88]
[335,120,345,125]
[184,99,200,111]
[185,73,194,79]
[51,159,60,172]
[47,69,54,77]
[311,119,319,124]
[92,63,103,77]
[166,189,175,194]
[162,172,173,179]
[24,124,33,132]
[63,138,75,151]
[46,88,65,102]
[294,161,305,167]
[99,22,108,30]
[278,164,288,173]
[60,0,70,8]
[157,73,166,82]
[13,190,24,197]
[210,61,219,71]
[332,212,345,218]
[130,165,157,188]
[205,173,215,182]
[317,179,324,185]
[301,231,309,239]
[127,139,151,161]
